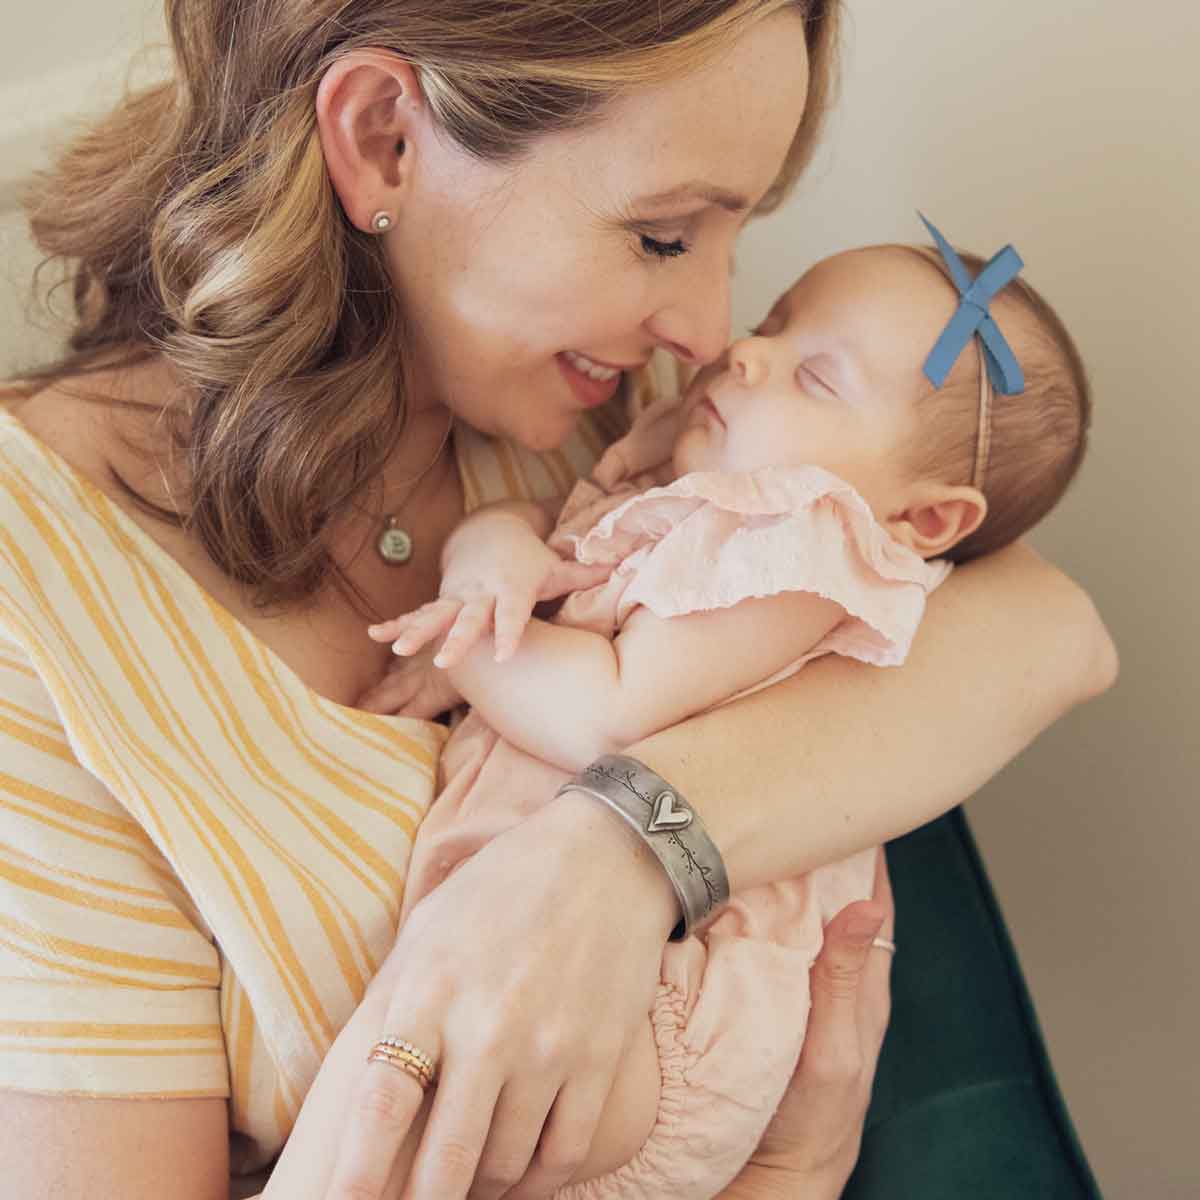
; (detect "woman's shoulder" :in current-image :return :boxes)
[2,360,171,504]
[2,386,114,491]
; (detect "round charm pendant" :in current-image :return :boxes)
[377,519,413,565]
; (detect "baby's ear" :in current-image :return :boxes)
[885,482,987,559]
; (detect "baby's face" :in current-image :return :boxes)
[674,246,962,515]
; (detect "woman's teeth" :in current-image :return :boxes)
[565,350,621,382]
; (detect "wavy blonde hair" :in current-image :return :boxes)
[9,0,842,609]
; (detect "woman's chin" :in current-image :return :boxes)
[508,410,581,454]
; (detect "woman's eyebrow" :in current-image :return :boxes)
[633,181,750,214]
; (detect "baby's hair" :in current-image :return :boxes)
[898,245,1091,563]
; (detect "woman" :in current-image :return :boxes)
[0,1,1115,1197]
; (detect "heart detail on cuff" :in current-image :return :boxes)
[647,790,693,833]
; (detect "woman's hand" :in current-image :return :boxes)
[722,849,894,1200]
[322,790,680,1200]
[355,645,464,718]
[368,511,606,667]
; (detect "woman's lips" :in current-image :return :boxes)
[557,352,623,408]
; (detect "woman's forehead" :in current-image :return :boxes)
[540,9,810,211]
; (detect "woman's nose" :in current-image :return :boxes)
[644,252,732,366]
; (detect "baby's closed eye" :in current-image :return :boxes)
[797,361,837,397]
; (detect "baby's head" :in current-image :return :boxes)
[674,237,1090,561]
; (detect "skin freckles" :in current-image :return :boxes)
[381,8,811,453]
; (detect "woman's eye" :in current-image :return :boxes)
[640,233,690,260]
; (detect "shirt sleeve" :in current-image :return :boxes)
[0,635,229,1099]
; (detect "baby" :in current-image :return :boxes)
[363,220,1091,1198]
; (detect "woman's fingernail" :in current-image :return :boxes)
[847,915,885,939]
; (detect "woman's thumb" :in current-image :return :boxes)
[811,901,886,1005]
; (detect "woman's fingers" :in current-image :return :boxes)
[466,1081,558,1200]
[803,897,886,1092]
[356,666,423,715]
[403,1065,501,1200]
[324,1043,436,1200]
[503,1077,608,1200]
[859,849,895,1059]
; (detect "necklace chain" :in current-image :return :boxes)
[376,415,455,566]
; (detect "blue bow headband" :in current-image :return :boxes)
[919,213,1026,396]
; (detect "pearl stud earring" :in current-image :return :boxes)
[371,212,393,233]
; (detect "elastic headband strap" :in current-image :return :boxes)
[972,338,994,491]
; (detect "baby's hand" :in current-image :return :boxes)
[368,520,608,668]
[355,645,463,719]
[368,557,603,670]
[592,393,681,490]
[369,597,500,670]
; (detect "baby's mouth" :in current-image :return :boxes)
[696,393,725,428]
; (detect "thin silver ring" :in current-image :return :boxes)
[871,936,896,954]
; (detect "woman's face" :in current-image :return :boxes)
[386,8,811,451]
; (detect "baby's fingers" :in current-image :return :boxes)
[492,592,536,663]
[433,599,495,669]
[540,560,611,600]
[380,601,464,656]
[591,447,629,491]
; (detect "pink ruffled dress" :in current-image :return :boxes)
[401,463,950,1200]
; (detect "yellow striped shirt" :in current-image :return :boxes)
[0,380,641,1171]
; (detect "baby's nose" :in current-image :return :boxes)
[729,341,768,388]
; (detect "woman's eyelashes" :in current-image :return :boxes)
[639,232,690,260]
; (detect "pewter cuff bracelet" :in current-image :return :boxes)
[555,754,730,942]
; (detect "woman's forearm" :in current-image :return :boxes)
[625,541,1118,892]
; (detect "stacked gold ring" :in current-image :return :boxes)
[367,1037,438,1090]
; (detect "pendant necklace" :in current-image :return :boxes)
[376,416,455,566]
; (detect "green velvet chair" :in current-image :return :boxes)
[844,809,1103,1199]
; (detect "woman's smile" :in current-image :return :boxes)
[557,351,627,408]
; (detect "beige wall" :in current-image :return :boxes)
[2,2,1197,1197]
[735,4,1199,1197]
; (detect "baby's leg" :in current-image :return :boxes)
[386,1015,660,1192]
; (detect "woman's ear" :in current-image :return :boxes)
[885,482,987,559]
[315,51,425,233]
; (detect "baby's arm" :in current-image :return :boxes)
[447,591,843,771]
[367,498,604,667]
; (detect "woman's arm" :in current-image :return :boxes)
[0,1092,230,1200]
[321,543,1115,1200]
[625,540,1119,891]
